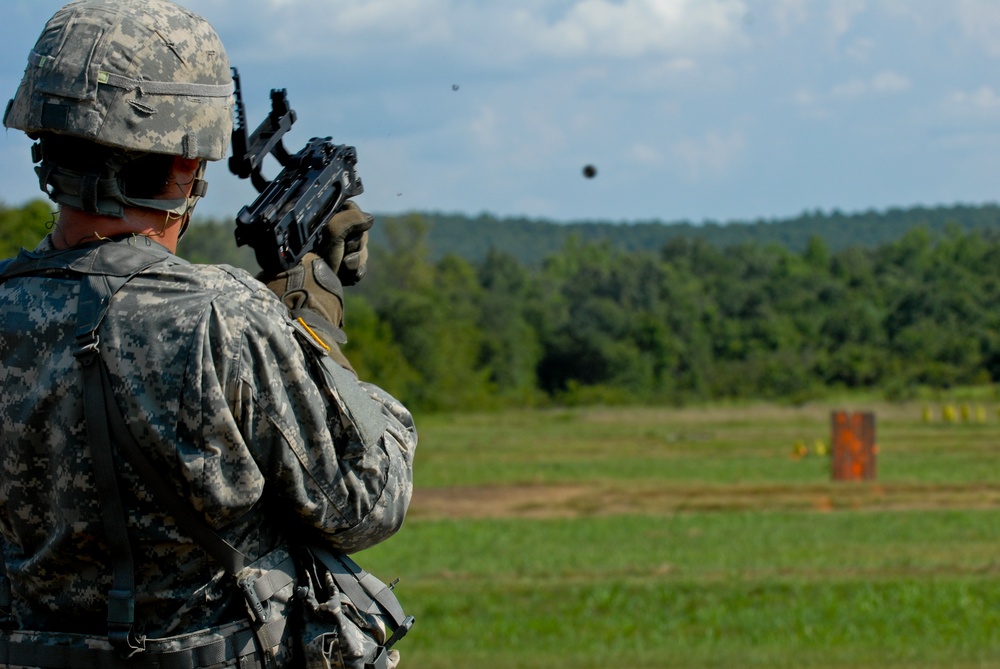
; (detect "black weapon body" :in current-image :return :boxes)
[228,68,363,275]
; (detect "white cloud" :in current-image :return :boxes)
[828,0,868,38]
[945,86,1000,118]
[829,70,910,100]
[843,36,876,62]
[829,79,867,100]
[881,0,1000,58]
[628,143,665,166]
[792,88,818,107]
[954,0,1000,57]
[790,87,835,120]
[792,70,909,120]
[671,129,745,179]
[873,70,910,93]
[767,0,809,34]
[205,0,752,66]
[468,106,503,150]
[324,0,456,43]
[537,0,750,58]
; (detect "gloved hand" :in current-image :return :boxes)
[320,200,373,286]
[263,253,355,372]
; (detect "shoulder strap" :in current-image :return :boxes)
[67,250,187,657]
[0,236,184,283]
[308,546,408,629]
[0,542,12,631]
[73,266,251,653]
[75,272,157,657]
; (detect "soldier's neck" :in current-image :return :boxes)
[53,206,182,253]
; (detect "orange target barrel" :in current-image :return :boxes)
[831,411,877,481]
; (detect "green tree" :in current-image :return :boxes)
[477,250,544,404]
[0,200,54,258]
[341,296,421,400]
[363,216,493,411]
[177,217,259,272]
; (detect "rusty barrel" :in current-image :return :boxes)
[831,411,876,481]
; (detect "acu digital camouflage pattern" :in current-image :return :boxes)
[3,617,262,667]
[0,235,416,655]
[4,0,233,160]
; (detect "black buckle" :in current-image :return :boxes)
[108,627,147,659]
[107,588,145,658]
[74,333,100,364]
[384,615,415,650]
[365,646,389,669]
[239,578,269,623]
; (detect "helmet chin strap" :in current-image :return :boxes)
[36,146,208,231]
[119,161,208,223]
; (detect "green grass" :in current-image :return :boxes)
[411,402,1000,487]
[357,401,1000,668]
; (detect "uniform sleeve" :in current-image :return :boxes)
[228,287,416,555]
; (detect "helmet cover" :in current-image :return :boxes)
[4,0,233,161]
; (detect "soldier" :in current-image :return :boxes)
[0,1,415,667]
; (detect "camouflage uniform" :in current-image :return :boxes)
[0,233,416,645]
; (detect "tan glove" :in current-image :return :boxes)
[320,200,374,286]
[263,253,355,372]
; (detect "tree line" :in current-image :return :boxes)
[4,200,1000,411]
[345,215,1000,410]
[369,202,1000,265]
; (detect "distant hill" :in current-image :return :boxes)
[371,203,1000,265]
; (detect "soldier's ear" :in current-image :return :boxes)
[170,157,203,185]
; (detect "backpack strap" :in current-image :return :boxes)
[0,548,12,631]
[74,269,162,658]
[308,546,407,628]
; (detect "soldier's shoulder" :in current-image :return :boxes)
[175,260,263,290]
[131,259,283,321]
[157,260,273,304]
[180,261,289,325]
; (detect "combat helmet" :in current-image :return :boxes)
[4,0,234,217]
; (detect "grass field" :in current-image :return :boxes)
[357,400,1000,668]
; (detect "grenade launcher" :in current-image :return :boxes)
[228,68,364,275]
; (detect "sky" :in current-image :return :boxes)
[2,0,1000,225]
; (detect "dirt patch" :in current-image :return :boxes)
[409,482,1000,520]
[409,484,593,520]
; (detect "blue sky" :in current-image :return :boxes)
[2,0,1000,225]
